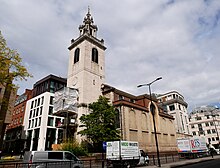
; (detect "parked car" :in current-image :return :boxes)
[23,151,83,168]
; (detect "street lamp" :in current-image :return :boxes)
[137,77,162,167]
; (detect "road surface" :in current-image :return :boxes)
[178,158,220,168]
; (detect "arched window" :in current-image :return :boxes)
[74,48,80,63]
[92,48,98,63]
[129,110,137,129]
[115,109,120,128]
[141,113,148,130]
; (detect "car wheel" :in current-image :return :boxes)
[124,161,131,168]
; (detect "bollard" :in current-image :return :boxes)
[90,159,92,168]
[153,155,155,165]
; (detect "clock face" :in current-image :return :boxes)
[72,77,78,86]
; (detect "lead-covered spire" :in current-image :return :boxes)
[79,7,98,37]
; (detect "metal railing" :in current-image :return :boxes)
[0,154,187,168]
[150,154,181,166]
[0,159,106,168]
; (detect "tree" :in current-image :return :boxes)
[79,96,120,151]
[0,31,32,149]
[0,31,31,84]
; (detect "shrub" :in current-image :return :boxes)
[2,156,15,160]
[60,138,88,156]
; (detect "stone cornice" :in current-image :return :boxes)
[113,100,148,112]
[68,34,106,50]
[159,112,175,120]
[159,98,188,107]
[113,99,174,120]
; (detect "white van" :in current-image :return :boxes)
[23,151,83,168]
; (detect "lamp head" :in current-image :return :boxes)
[137,77,162,88]
[156,77,162,81]
[137,84,143,88]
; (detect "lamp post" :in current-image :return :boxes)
[137,77,162,167]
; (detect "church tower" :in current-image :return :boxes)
[67,8,106,141]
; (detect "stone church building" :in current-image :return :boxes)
[66,9,177,154]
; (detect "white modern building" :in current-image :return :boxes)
[157,91,191,138]
[23,75,66,151]
[189,106,220,149]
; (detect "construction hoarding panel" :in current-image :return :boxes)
[53,87,78,113]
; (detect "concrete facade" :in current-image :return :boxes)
[189,106,220,149]
[23,75,66,151]
[157,91,191,138]
[23,92,64,151]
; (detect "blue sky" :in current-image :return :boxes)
[1,0,220,112]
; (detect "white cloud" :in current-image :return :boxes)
[1,0,220,111]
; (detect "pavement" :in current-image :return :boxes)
[144,155,220,168]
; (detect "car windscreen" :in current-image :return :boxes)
[64,152,78,161]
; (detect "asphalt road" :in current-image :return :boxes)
[178,158,220,168]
